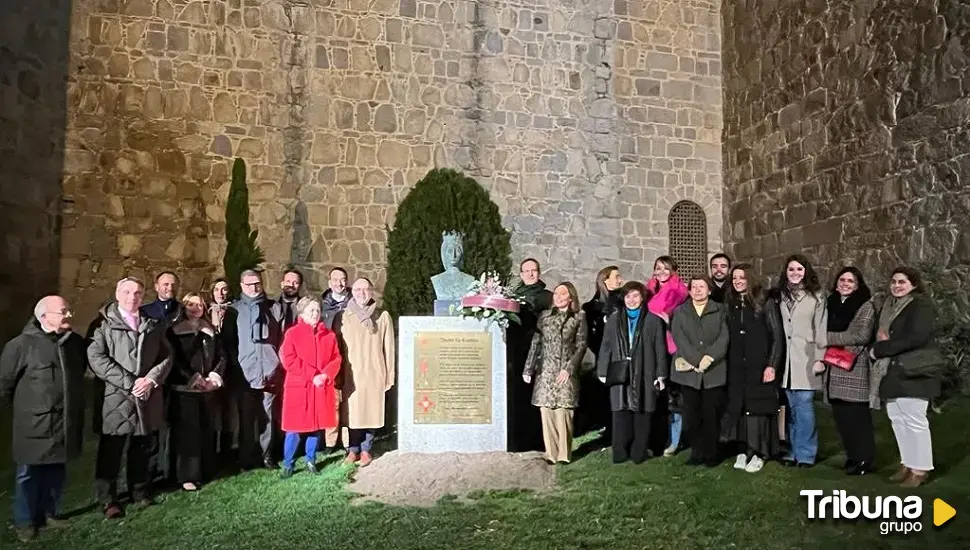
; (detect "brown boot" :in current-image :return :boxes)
[343,451,359,464]
[889,464,910,482]
[900,470,929,488]
[359,451,373,467]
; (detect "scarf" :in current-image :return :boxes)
[782,283,805,312]
[869,294,915,409]
[625,307,641,348]
[347,298,378,333]
[826,287,872,332]
[517,281,551,312]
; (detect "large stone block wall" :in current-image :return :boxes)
[0,0,73,341]
[56,0,721,328]
[722,0,970,286]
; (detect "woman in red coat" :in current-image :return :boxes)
[279,297,342,478]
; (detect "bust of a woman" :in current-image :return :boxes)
[431,231,476,300]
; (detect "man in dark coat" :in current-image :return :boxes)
[321,267,350,450]
[0,296,87,541]
[88,277,172,519]
[709,254,731,303]
[507,258,553,452]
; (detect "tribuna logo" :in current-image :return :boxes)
[801,490,923,535]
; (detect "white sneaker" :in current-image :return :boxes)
[663,444,677,457]
[733,454,748,470]
[744,456,764,473]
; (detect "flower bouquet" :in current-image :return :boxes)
[459,271,524,330]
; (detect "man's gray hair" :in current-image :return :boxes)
[116,276,145,291]
[33,298,48,322]
[240,269,262,280]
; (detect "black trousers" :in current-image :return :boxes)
[681,386,725,462]
[238,388,277,467]
[611,411,652,463]
[94,434,153,504]
[830,399,876,464]
[172,392,217,484]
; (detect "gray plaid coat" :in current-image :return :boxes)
[823,300,876,404]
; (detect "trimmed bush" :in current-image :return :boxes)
[223,158,265,296]
[384,168,512,319]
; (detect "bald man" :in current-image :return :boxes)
[0,296,87,542]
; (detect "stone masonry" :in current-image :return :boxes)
[0,0,72,341]
[36,0,722,328]
[723,0,970,286]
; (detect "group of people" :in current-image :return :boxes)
[0,267,395,541]
[507,255,942,492]
[0,253,945,542]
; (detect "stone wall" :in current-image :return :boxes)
[59,0,722,328]
[0,0,72,341]
[722,0,970,287]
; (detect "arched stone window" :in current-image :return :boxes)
[668,200,707,278]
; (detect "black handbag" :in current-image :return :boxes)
[605,358,631,386]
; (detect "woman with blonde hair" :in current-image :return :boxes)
[279,297,342,478]
[166,292,225,491]
[523,282,588,463]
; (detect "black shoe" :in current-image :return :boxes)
[796,462,814,469]
[280,467,293,479]
[612,454,629,464]
[306,462,319,475]
[844,459,858,471]
[263,458,277,470]
[846,461,872,476]
[704,459,720,467]
[780,458,797,467]
[685,456,705,466]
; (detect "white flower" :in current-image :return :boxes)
[483,309,492,317]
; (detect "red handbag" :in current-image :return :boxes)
[824,346,857,370]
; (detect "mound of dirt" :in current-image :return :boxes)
[348,450,557,506]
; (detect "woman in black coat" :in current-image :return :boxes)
[167,293,226,491]
[721,264,784,473]
[578,265,624,437]
[596,281,669,464]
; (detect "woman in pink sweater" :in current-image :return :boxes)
[646,256,689,456]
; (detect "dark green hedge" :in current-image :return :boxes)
[384,168,512,319]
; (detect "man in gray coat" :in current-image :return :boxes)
[224,269,283,470]
[87,277,172,519]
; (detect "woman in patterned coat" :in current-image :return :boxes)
[523,282,588,464]
[822,267,877,475]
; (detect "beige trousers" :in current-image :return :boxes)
[540,407,574,463]
[325,390,348,448]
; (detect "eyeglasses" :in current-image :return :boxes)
[47,309,73,318]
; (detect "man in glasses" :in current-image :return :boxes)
[0,296,88,541]
[223,269,284,470]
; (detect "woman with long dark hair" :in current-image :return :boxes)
[821,267,877,475]
[579,266,624,437]
[523,282,588,464]
[596,281,669,464]
[870,267,941,487]
[722,264,784,473]
[767,254,827,468]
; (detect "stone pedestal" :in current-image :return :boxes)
[433,299,460,316]
[397,316,507,453]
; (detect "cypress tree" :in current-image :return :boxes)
[223,158,265,295]
[384,168,512,319]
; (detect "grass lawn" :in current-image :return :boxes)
[1,396,968,549]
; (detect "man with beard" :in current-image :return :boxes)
[224,269,284,470]
[321,267,350,450]
[1,296,87,541]
[321,267,350,330]
[507,258,553,452]
[709,254,732,303]
[275,268,303,333]
[140,271,182,486]
[140,272,182,325]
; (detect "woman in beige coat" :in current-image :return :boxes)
[333,278,395,467]
[523,282,588,464]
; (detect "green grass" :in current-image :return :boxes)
[1,396,969,549]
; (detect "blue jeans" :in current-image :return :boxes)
[348,429,374,453]
[669,412,683,449]
[784,389,818,464]
[14,464,66,528]
[283,432,320,469]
